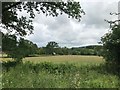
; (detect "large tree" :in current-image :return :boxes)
[1,1,84,61]
[2,32,38,62]
[101,24,120,64]
[45,41,59,55]
[101,12,120,64]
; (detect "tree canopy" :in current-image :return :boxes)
[101,24,120,64]
[2,32,38,62]
[45,41,59,55]
[101,12,120,64]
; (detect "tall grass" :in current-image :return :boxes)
[2,61,119,88]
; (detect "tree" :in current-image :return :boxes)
[100,9,120,65]
[101,24,120,64]
[18,39,38,57]
[2,33,18,58]
[60,47,69,55]
[2,33,38,62]
[38,47,46,55]
[45,41,59,55]
[2,1,84,61]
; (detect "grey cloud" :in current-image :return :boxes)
[46,14,71,31]
[32,12,71,32]
[81,1,118,28]
[24,1,116,47]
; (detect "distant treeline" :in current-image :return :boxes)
[38,44,103,56]
[3,40,103,57]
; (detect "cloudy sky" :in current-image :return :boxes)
[21,0,119,48]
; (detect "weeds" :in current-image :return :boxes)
[2,61,120,88]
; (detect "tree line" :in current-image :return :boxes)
[2,35,103,57]
[2,35,103,58]
[38,42,103,56]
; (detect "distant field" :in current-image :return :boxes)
[0,55,104,65]
[24,55,104,65]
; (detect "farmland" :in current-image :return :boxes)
[1,55,120,88]
[23,55,104,64]
[0,55,104,64]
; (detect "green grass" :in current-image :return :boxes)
[1,55,120,88]
[23,55,104,65]
[2,62,119,88]
[0,55,104,65]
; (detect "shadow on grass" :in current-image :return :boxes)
[88,63,120,76]
[2,61,22,72]
[88,63,120,87]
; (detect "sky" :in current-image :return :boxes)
[18,0,119,47]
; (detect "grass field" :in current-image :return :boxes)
[24,55,104,64]
[1,55,104,65]
[1,55,120,88]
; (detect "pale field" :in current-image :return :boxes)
[0,55,105,65]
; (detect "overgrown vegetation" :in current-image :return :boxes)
[100,14,120,80]
[2,61,120,88]
[101,25,120,64]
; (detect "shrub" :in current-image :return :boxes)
[101,25,120,64]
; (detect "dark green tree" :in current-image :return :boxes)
[45,41,59,55]
[2,33,38,62]
[58,47,69,55]
[38,47,46,55]
[18,39,38,57]
[101,10,120,65]
[101,24,120,64]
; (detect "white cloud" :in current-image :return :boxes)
[23,1,118,47]
[81,1,118,28]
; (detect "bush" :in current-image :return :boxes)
[101,25,120,64]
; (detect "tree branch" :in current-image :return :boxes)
[2,2,22,13]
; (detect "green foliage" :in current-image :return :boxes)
[45,41,59,55]
[56,47,69,55]
[38,45,102,56]
[46,41,59,49]
[101,25,120,64]
[2,2,33,36]
[38,47,46,55]
[2,34,17,53]
[2,61,119,88]
[2,34,38,61]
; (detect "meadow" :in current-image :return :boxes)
[1,55,120,88]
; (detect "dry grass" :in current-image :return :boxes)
[23,55,104,65]
[0,55,104,65]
